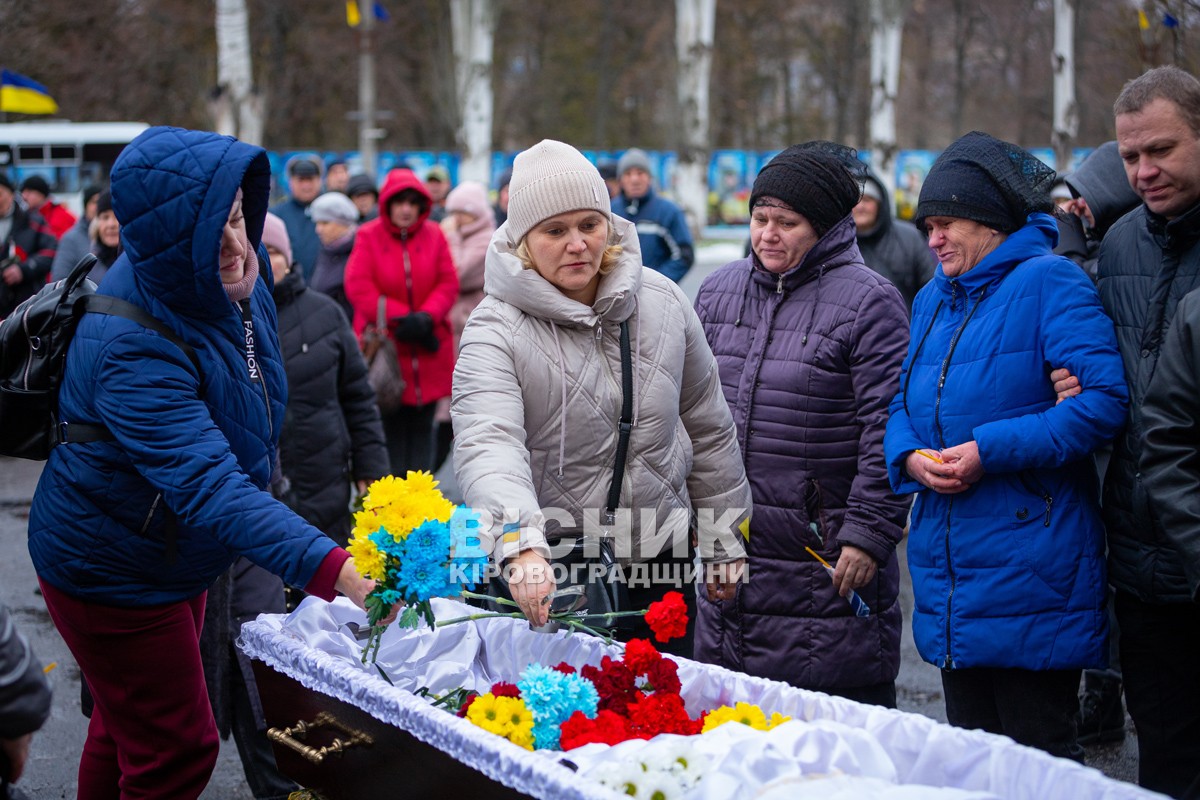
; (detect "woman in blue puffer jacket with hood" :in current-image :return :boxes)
[27,127,379,800]
[884,131,1128,762]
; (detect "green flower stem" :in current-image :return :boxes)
[436,612,526,626]
[575,610,648,622]
[436,610,615,643]
[458,590,519,609]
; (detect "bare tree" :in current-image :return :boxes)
[869,0,908,199]
[212,0,263,145]
[1052,0,1078,169]
[450,0,496,184]
[675,0,716,232]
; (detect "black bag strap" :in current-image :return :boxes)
[82,295,203,374]
[58,296,203,446]
[603,319,633,525]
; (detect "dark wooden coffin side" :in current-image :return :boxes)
[252,659,536,799]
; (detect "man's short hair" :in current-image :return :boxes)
[1114,65,1200,136]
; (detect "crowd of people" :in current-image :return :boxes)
[3,63,1200,800]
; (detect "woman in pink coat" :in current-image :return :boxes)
[441,180,497,341]
[344,168,459,475]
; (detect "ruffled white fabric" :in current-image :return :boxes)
[238,598,1165,800]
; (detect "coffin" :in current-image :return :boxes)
[240,597,1162,800]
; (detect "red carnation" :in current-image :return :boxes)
[645,591,689,643]
[457,692,479,718]
[627,692,701,738]
[582,658,640,715]
[490,681,521,698]
[560,710,634,749]
[622,638,663,676]
[644,657,681,695]
[552,662,577,674]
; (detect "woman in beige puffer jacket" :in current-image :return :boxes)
[451,140,751,650]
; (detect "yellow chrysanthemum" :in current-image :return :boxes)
[701,702,770,733]
[767,711,792,729]
[507,723,535,751]
[356,472,456,542]
[346,534,387,582]
[499,697,533,730]
[466,694,509,736]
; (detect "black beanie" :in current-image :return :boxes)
[749,144,861,236]
[915,159,1016,232]
[82,184,103,209]
[914,131,1055,234]
[95,190,113,216]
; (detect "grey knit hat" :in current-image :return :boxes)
[617,148,652,177]
[309,191,359,225]
[506,139,612,243]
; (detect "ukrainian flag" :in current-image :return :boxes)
[1,69,59,115]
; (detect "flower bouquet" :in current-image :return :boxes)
[346,472,694,670]
[346,471,489,666]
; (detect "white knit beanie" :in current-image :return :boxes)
[505,139,612,243]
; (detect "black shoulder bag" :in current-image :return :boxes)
[491,320,634,626]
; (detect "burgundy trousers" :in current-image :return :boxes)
[39,580,219,800]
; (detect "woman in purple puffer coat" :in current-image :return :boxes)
[693,143,911,706]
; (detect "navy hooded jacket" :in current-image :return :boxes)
[28,127,344,607]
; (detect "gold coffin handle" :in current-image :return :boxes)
[267,711,374,765]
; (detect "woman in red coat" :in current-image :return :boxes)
[344,168,459,474]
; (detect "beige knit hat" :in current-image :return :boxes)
[505,139,612,243]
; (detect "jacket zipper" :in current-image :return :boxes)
[20,305,37,389]
[400,231,423,405]
[139,493,161,536]
[1018,471,1054,527]
[933,284,987,448]
[944,496,956,669]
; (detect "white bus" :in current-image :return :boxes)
[0,121,148,216]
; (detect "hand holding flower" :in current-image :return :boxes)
[506,549,555,627]
[335,558,376,612]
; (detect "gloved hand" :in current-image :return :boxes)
[389,311,433,341]
[389,312,440,352]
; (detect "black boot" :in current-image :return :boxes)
[1077,669,1125,745]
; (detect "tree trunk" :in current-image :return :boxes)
[212,0,263,145]
[674,0,715,234]
[450,0,496,185]
[1052,0,1078,171]
[869,0,907,202]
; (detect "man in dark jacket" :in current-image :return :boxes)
[854,169,936,309]
[1054,142,1143,281]
[1083,65,1200,799]
[269,154,323,281]
[0,603,51,797]
[0,173,57,318]
[611,148,694,283]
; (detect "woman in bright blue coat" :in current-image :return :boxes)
[27,127,378,799]
[883,132,1128,762]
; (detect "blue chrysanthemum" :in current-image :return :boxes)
[518,664,599,750]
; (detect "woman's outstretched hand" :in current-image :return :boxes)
[506,549,555,627]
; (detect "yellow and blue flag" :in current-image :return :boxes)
[346,1,388,27]
[0,69,58,115]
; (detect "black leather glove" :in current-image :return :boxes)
[389,311,434,342]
